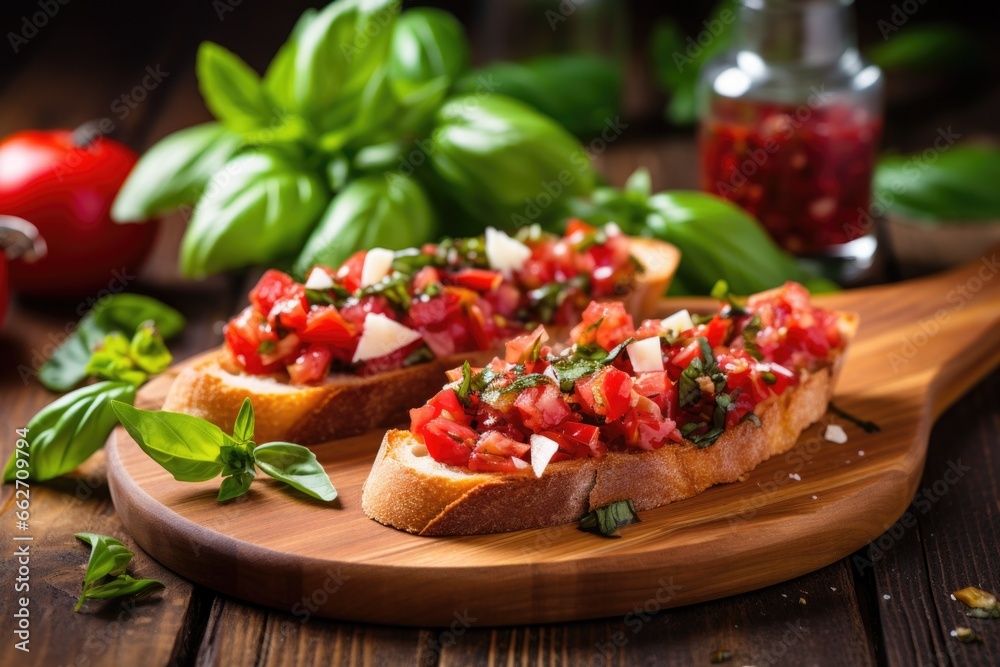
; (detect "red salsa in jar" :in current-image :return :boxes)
[700,98,882,255]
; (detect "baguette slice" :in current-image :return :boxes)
[362,313,858,536]
[163,238,679,444]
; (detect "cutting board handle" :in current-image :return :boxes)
[835,248,1000,419]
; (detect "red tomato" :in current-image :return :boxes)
[300,307,355,347]
[514,383,573,432]
[0,130,158,297]
[474,430,530,458]
[335,250,367,293]
[570,301,634,350]
[467,451,523,472]
[250,270,300,316]
[504,325,547,364]
[409,404,438,435]
[419,418,476,467]
[287,345,332,384]
[577,366,633,422]
[544,420,605,458]
[450,268,503,292]
[224,306,280,374]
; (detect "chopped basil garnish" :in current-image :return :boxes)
[479,373,551,404]
[403,345,435,367]
[578,499,640,538]
[358,271,412,311]
[455,361,473,407]
[710,279,748,317]
[678,337,726,408]
[829,403,881,433]
[742,314,764,361]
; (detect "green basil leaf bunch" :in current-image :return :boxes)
[112,398,338,503]
[74,533,163,612]
[426,94,596,233]
[39,293,184,393]
[570,170,838,295]
[111,0,599,279]
[455,54,622,140]
[578,499,640,538]
[85,322,172,387]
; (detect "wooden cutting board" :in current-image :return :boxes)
[106,252,1000,626]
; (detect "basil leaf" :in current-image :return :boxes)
[82,575,164,602]
[457,54,621,139]
[111,402,226,482]
[196,41,275,133]
[293,0,398,130]
[389,8,468,106]
[578,499,640,538]
[638,191,838,296]
[742,314,764,361]
[253,442,337,502]
[688,426,725,448]
[111,122,243,222]
[232,397,254,443]
[129,322,172,375]
[428,94,595,233]
[455,361,473,407]
[181,151,327,278]
[874,146,1000,223]
[39,294,184,392]
[293,174,435,278]
[75,533,134,588]
[86,333,148,386]
[551,357,601,392]
[217,470,255,502]
[263,8,317,111]
[2,382,137,483]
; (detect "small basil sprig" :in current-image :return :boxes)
[578,499,640,538]
[39,293,184,393]
[4,318,175,483]
[74,533,163,612]
[112,399,338,503]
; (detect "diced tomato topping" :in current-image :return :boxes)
[287,345,332,385]
[413,266,441,293]
[576,366,633,422]
[467,451,524,472]
[249,270,299,316]
[570,301,635,350]
[224,306,281,374]
[670,340,703,370]
[418,418,477,467]
[475,430,531,458]
[336,250,367,294]
[451,268,503,292]
[300,307,355,347]
[514,383,573,432]
[504,325,548,364]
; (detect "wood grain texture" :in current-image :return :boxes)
[105,252,1000,627]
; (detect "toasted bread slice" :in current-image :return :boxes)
[362,314,858,536]
[163,238,680,444]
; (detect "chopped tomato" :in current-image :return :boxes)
[451,268,503,292]
[467,451,524,472]
[565,218,597,238]
[419,418,477,467]
[670,340,703,370]
[514,383,573,431]
[224,307,281,374]
[413,266,440,292]
[427,387,470,425]
[409,404,438,435]
[576,366,633,422]
[300,307,355,347]
[544,420,606,458]
[570,301,635,350]
[504,325,548,364]
[335,250,367,294]
[287,345,332,384]
[633,371,676,416]
[249,269,299,316]
[475,430,531,457]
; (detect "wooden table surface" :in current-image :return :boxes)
[1,2,999,666]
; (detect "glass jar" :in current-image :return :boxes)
[697,0,883,257]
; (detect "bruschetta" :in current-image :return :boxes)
[163,222,680,443]
[361,282,858,536]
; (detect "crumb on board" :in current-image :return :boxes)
[883,594,891,601]
[823,424,848,444]
[789,473,801,481]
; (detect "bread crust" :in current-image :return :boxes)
[162,238,680,444]
[361,314,858,536]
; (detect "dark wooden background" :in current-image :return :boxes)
[1,1,998,665]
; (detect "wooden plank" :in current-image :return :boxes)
[105,255,1000,627]
[870,368,1000,667]
[440,563,874,666]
